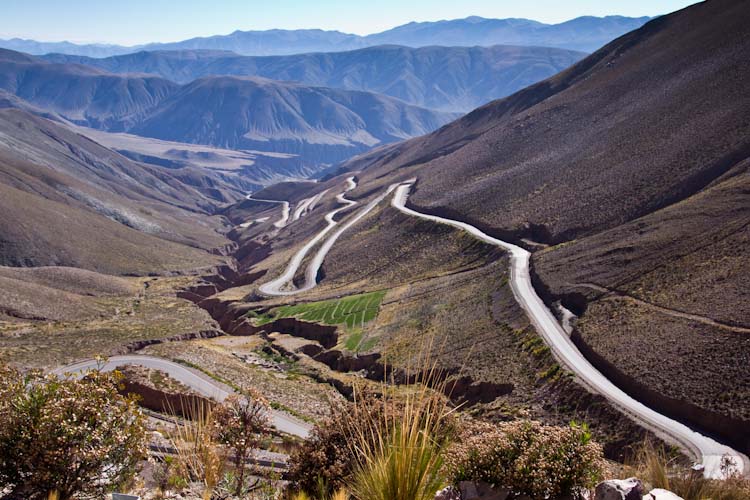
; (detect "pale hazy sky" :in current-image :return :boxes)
[0,0,701,45]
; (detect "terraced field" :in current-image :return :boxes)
[252,291,386,330]
[249,291,386,352]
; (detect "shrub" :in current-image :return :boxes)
[0,362,148,500]
[288,383,455,499]
[287,393,376,495]
[211,391,271,496]
[446,419,605,499]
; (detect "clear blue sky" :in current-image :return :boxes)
[0,0,700,45]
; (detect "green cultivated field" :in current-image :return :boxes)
[251,290,386,331]
[248,291,386,352]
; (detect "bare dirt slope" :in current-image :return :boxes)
[0,108,231,274]
[345,0,750,244]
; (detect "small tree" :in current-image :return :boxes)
[211,391,271,496]
[0,362,148,500]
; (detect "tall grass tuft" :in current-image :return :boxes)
[290,489,349,500]
[346,346,456,500]
[166,398,226,500]
[632,440,750,500]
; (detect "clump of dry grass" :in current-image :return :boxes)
[290,489,350,500]
[632,441,750,500]
[341,345,458,500]
[346,379,455,499]
[167,398,226,500]
[288,344,458,499]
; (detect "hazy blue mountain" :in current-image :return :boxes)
[0,49,454,164]
[1,15,651,57]
[365,15,651,52]
[143,29,361,56]
[43,44,586,112]
[0,38,135,58]
[131,75,457,163]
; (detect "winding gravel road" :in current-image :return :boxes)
[293,189,329,222]
[259,177,401,296]
[258,177,357,295]
[54,355,312,438]
[391,180,747,479]
[245,194,290,228]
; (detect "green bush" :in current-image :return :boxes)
[446,420,605,499]
[211,391,271,496]
[0,362,148,500]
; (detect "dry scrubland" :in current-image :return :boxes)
[534,167,750,440]
[219,202,654,458]
[0,108,233,275]
[0,276,219,369]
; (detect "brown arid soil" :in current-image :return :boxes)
[342,0,750,245]
[0,275,221,369]
[533,166,750,452]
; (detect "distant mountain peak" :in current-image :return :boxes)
[1,14,652,56]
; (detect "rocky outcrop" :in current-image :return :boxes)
[447,376,514,405]
[643,489,684,499]
[595,478,645,500]
[114,329,224,354]
[435,479,683,500]
[232,317,339,348]
[120,378,213,417]
[313,349,381,372]
[458,481,510,500]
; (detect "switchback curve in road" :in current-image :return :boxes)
[245,194,290,228]
[259,177,401,296]
[391,180,747,479]
[54,355,312,439]
[258,177,358,296]
[293,189,329,222]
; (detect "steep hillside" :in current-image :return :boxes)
[0,108,230,275]
[131,76,456,163]
[338,0,750,452]
[2,15,650,56]
[43,45,586,112]
[347,1,750,245]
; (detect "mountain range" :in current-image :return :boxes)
[43,45,586,112]
[0,15,650,57]
[0,48,456,164]
[0,107,233,275]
